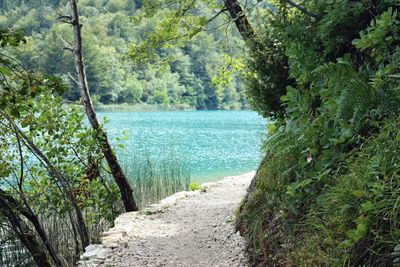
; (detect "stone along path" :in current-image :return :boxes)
[80,172,254,267]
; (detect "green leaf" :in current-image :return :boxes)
[352,190,366,198]
[361,201,374,213]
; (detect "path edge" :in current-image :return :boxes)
[78,171,256,267]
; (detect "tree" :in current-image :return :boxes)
[4,113,90,249]
[1,0,248,110]
[0,27,90,265]
[60,0,139,212]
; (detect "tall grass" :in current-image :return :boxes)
[0,209,116,267]
[0,228,34,267]
[123,154,191,209]
[0,154,190,266]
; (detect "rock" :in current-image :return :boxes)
[81,245,112,260]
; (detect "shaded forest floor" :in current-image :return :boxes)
[80,172,254,267]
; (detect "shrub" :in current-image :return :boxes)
[189,182,206,192]
[238,2,400,266]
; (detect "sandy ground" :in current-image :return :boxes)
[80,172,254,267]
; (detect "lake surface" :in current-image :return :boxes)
[99,110,266,181]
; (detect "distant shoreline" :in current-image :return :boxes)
[94,103,251,112]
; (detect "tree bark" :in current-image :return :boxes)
[4,114,90,249]
[0,189,65,266]
[223,0,256,43]
[223,0,318,43]
[0,192,52,267]
[69,0,138,212]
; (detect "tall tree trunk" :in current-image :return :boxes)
[223,0,318,42]
[223,0,256,43]
[0,192,52,267]
[69,0,138,212]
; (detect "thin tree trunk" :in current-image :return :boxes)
[13,123,65,266]
[0,192,52,267]
[69,0,138,212]
[0,189,65,266]
[4,114,90,249]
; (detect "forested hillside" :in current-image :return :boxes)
[0,0,245,110]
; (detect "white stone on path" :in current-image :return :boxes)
[78,172,255,267]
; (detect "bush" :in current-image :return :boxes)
[238,2,400,266]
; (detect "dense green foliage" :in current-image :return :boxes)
[244,21,292,118]
[238,1,400,266]
[0,27,120,265]
[0,0,247,110]
[0,26,190,266]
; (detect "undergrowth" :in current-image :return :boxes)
[0,154,190,266]
[237,1,400,266]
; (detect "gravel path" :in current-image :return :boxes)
[88,172,254,267]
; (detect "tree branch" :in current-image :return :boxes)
[56,13,73,24]
[0,190,52,267]
[284,0,320,20]
[57,33,75,52]
[3,112,90,249]
[208,7,229,24]
[68,72,80,86]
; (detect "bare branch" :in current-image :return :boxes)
[284,0,320,20]
[68,72,80,86]
[56,13,73,24]
[179,0,197,17]
[14,129,24,191]
[0,233,14,246]
[208,7,229,24]
[56,33,75,52]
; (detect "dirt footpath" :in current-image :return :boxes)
[80,172,254,267]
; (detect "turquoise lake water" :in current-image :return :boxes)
[99,110,266,181]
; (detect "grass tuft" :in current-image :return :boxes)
[189,182,206,192]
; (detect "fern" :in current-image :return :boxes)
[312,60,355,84]
[338,79,376,129]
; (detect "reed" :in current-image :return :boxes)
[123,154,191,209]
[0,208,115,266]
[0,154,190,266]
